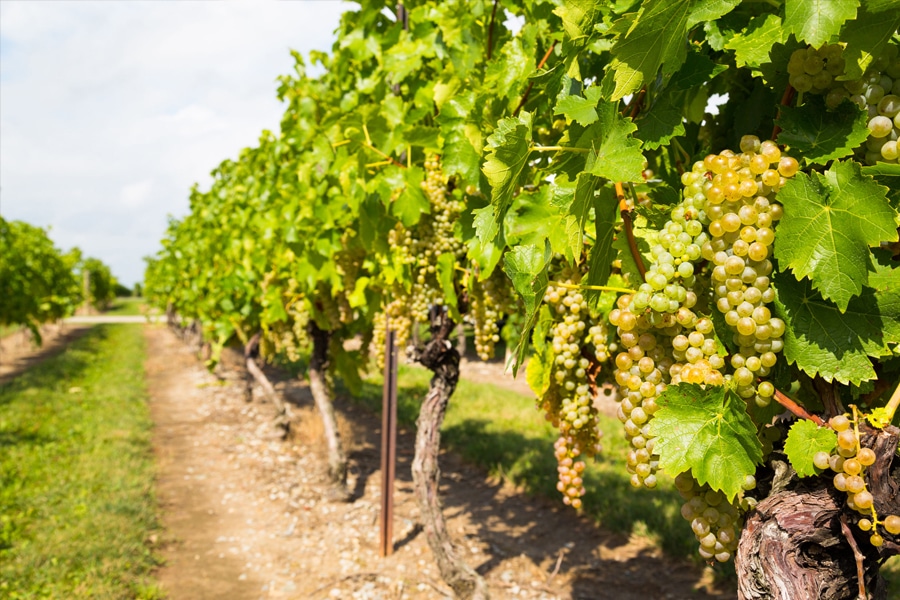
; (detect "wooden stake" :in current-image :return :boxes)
[379,328,399,557]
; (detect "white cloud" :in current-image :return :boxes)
[121,180,153,209]
[0,1,347,286]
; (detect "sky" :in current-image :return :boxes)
[0,1,349,287]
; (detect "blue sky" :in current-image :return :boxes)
[0,1,348,287]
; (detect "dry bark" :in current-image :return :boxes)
[737,424,900,600]
[411,308,489,600]
[307,321,350,501]
[244,332,291,436]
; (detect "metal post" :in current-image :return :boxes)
[379,328,398,557]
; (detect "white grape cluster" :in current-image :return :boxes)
[468,269,516,361]
[814,412,900,548]
[696,137,794,407]
[371,295,413,370]
[540,269,608,507]
[789,42,900,164]
[674,472,755,563]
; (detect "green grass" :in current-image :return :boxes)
[0,324,162,599]
[354,364,698,560]
[104,298,146,317]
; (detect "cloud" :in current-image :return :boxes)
[0,1,347,285]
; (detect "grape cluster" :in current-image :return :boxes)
[674,472,754,563]
[789,42,900,164]
[814,412,900,547]
[539,268,608,506]
[696,137,794,407]
[266,296,312,363]
[469,269,516,361]
[371,295,413,370]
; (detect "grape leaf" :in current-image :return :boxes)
[775,97,870,165]
[441,122,482,188]
[652,383,763,501]
[554,86,605,127]
[783,0,859,48]
[784,420,837,477]
[482,112,534,224]
[504,241,552,375]
[838,5,900,81]
[774,256,900,385]
[774,160,898,311]
[634,93,686,150]
[601,0,693,100]
[553,0,604,43]
[585,103,645,183]
[585,186,618,308]
[724,13,783,69]
[667,49,728,91]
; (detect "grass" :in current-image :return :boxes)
[353,364,699,560]
[0,324,162,599]
[104,298,146,317]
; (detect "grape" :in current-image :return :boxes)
[675,472,743,562]
[469,269,516,361]
[884,515,900,535]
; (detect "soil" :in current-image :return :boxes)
[0,323,93,384]
[146,324,733,600]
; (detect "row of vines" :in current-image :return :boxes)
[0,217,119,342]
[145,1,900,598]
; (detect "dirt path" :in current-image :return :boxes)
[146,324,732,600]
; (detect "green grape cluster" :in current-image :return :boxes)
[469,269,517,361]
[266,297,312,363]
[539,268,608,507]
[813,412,900,548]
[674,472,755,563]
[696,137,794,407]
[789,42,900,164]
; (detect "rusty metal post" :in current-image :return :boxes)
[379,328,398,557]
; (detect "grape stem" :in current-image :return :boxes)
[772,387,826,426]
[838,514,868,600]
[881,379,900,424]
[514,42,557,117]
[549,280,636,294]
[615,182,647,279]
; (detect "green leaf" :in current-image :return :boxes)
[441,123,482,188]
[775,160,898,310]
[526,339,553,396]
[504,242,552,375]
[437,252,460,321]
[652,383,763,501]
[667,49,728,91]
[724,13,783,69]
[602,0,693,100]
[390,167,430,227]
[783,420,837,477]
[774,257,900,385]
[585,103,645,182]
[555,86,605,127]
[783,0,859,48]
[838,5,900,80]
[634,93,686,150]
[483,112,534,224]
[776,97,870,165]
[553,0,604,44]
[469,206,505,276]
[585,186,618,308]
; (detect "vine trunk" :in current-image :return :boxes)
[411,309,489,600]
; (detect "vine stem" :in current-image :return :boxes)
[486,0,499,61]
[881,379,900,423]
[772,387,826,426]
[771,83,795,140]
[532,145,590,154]
[839,514,868,600]
[615,181,647,279]
[513,42,557,117]
[549,280,636,294]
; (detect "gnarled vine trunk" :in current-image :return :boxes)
[737,424,900,600]
[411,309,489,600]
[244,332,291,436]
[307,321,350,501]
